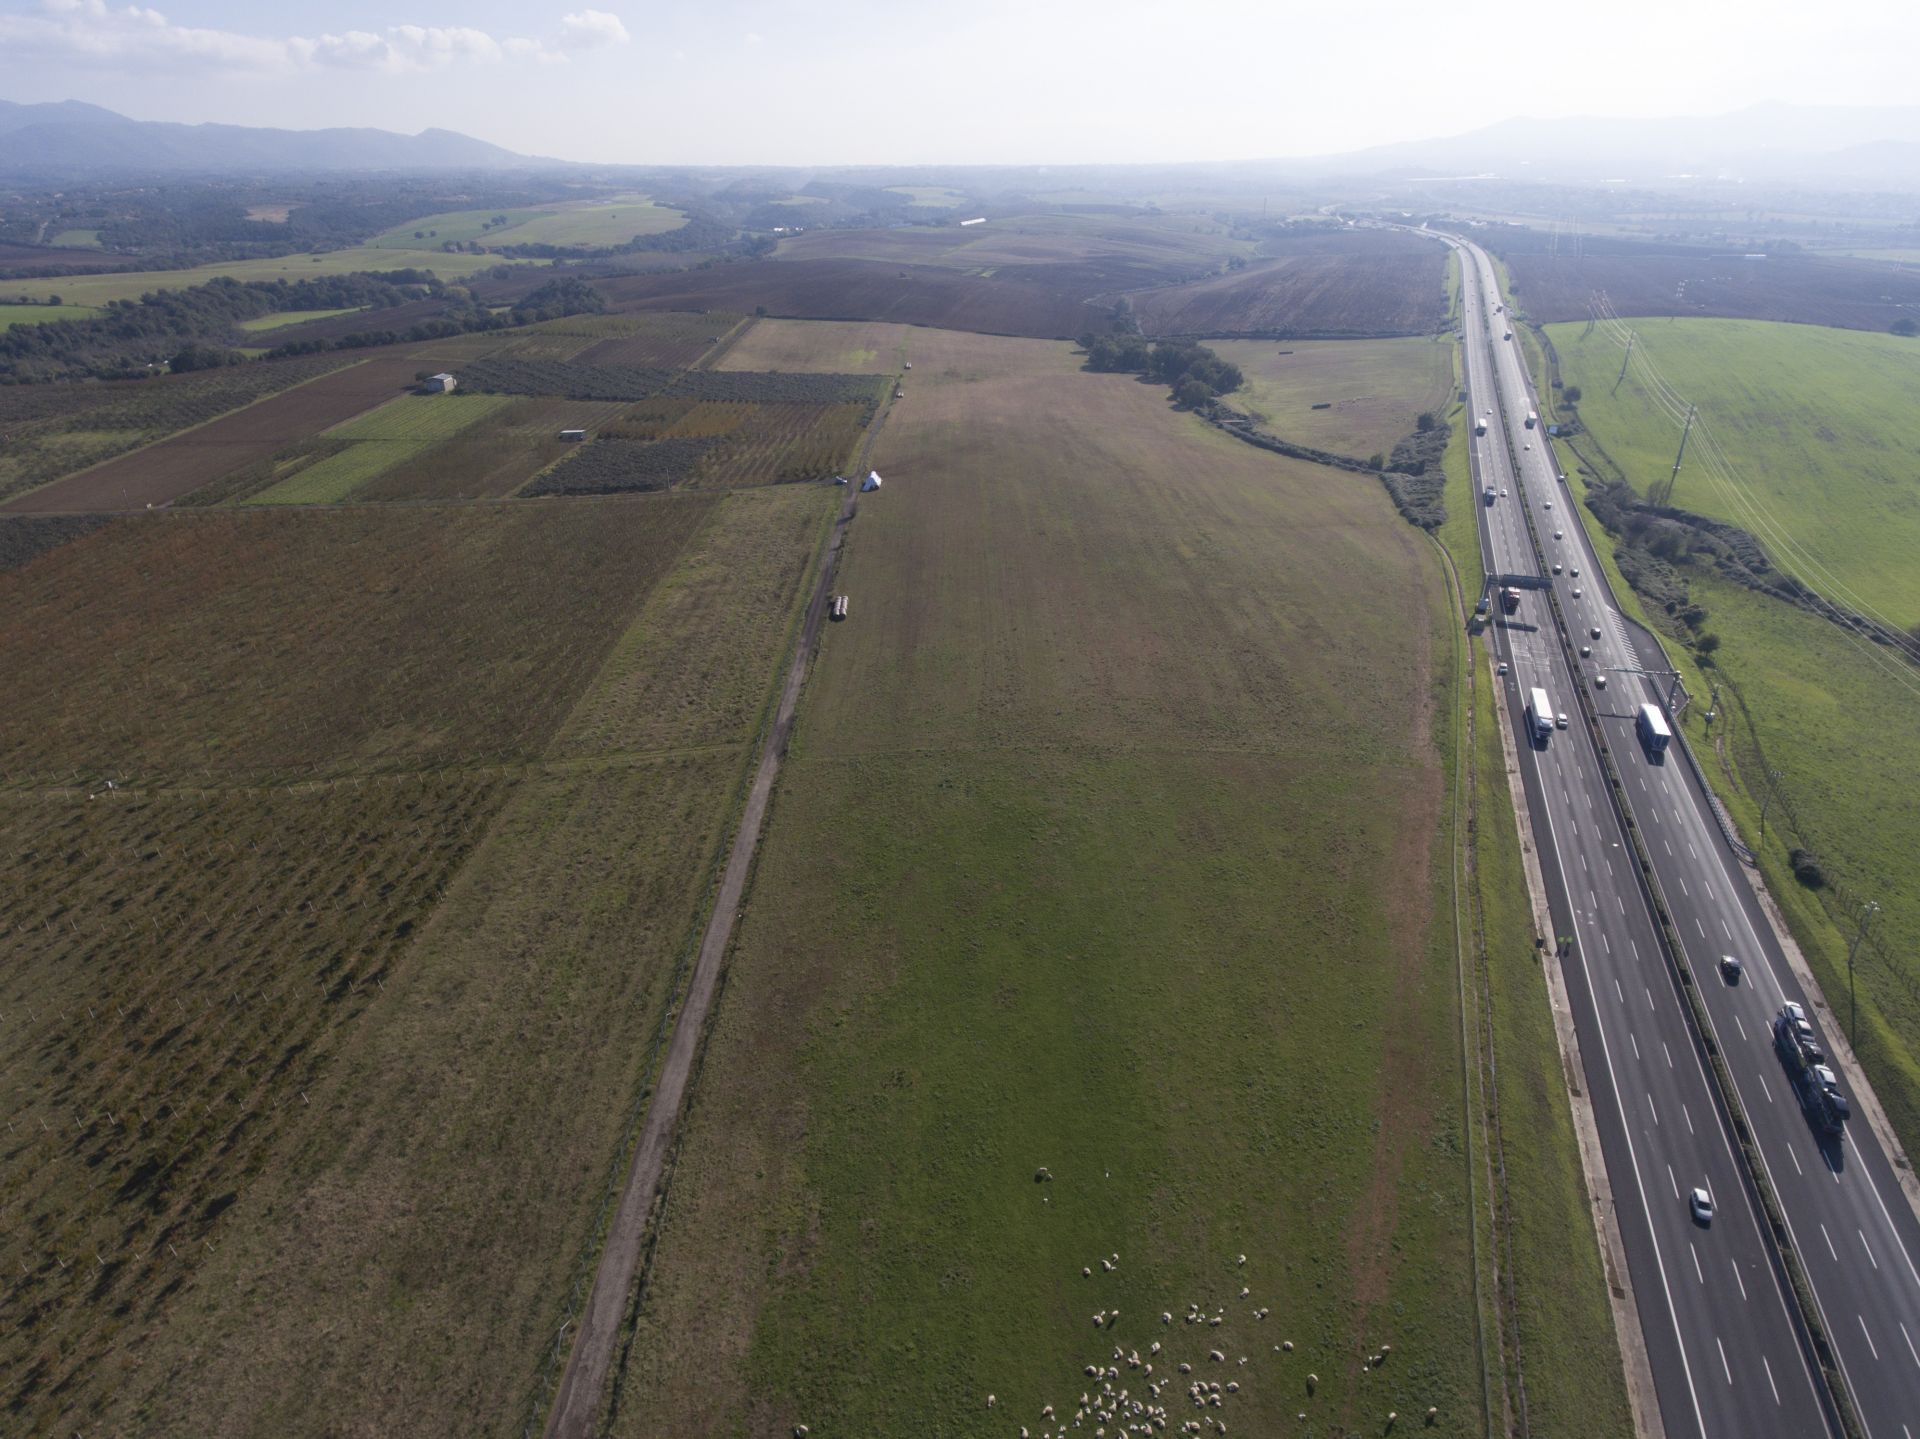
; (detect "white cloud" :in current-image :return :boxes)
[558,9,629,51]
[0,1,629,75]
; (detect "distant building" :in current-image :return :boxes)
[422,372,457,394]
[959,216,987,227]
[861,470,884,492]
[558,428,587,442]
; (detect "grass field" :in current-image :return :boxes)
[774,209,1251,275]
[0,302,103,328]
[33,486,838,1438]
[247,392,509,505]
[1,246,520,306]
[606,327,1488,1437]
[1551,317,1920,624]
[885,185,968,207]
[237,306,367,332]
[370,194,684,252]
[46,227,102,248]
[1209,335,1456,460]
[358,396,628,501]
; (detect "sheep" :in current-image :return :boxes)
[1236,1254,1246,1266]
[988,1395,996,1409]
[1085,1268,1093,1278]
[1161,1312,1173,1325]
[1426,1406,1439,1424]
[1225,1382,1238,1394]
[1387,1414,1397,1430]
[1103,1259,1116,1272]
[1239,1287,1249,1298]
[1208,1349,1224,1362]
[1150,1341,1161,1354]
[1178,1363,1192,1375]
[1307,1374,1318,1390]
[1282,1340,1294,1352]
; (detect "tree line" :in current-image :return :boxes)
[1079,333,1245,408]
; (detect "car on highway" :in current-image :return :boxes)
[1783,1000,1806,1024]
[1553,562,1564,574]
[1570,566,1579,577]
[1721,954,1743,983]
[1499,488,1507,497]
[1580,644,1591,657]
[1524,442,1532,450]
[1558,472,1568,483]
[1554,529,1563,539]
[1589,625,1602,640]
[1543,499,1552,509]
[1496,661,1508,676]
[1572,587,1582,598]
[1690,1187,1715,1225]
[1594,674,1607,689]
[1555,712,1569,729]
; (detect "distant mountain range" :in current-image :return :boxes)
[1313,102,1920,187]
[0,100,540,176]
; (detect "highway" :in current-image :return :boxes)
[1443,231,1920,1437]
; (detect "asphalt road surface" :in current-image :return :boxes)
[1439,230,1920,1437]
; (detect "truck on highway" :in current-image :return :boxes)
[1474,415,1488,436]
[1500,586,1522,615]
[1526,687,1554,742]
[1774,1005,1849,1136]
[1484,485,1497,505]
[1524,410,1538,429]
[1636,703,1671,756]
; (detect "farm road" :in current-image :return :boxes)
[543,480,858,1438]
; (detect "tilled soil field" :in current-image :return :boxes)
[1503,249,1920,330]
[596,258,1107,339]
[1129,250,1450,338]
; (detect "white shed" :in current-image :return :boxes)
[860,470,883,492]
[422,372,457,394]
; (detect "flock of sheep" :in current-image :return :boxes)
[791,1249,1439,1437]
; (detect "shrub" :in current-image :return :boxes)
[1789,848,1827,889]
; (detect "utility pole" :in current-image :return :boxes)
[1848,900,1881,1046]
[1758,768,1783,844]
[1612,332,1634,395]
[1665,404,1696,507]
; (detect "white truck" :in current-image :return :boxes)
[1526,687,1555,742]
[1636,703,1671,755]
[1524,409,1538,430]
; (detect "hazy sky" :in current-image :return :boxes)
[0,0,1914,165]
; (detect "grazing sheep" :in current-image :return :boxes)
[988,1395,996,1408]
[1282,1341,1293,1352]
[1239,1287,1249,1298]
[1307,1374,1318,1390]
[1236,1254,1246,1266]
[1162,1312,1173,1325]
[1085,1267,1093,1278]
[1208,1350,1224,1362]
[1178,1363,1191,1374]
[1426,1406,1439,1424]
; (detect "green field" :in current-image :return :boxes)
[2,246,520,306]
[237,306,367,332]
[1550,317,1920,625]
[609,327,1493,1436]
[1209,335,1457,460]
[247,393,508,505]
[369,194,684,252]
[0,302,103,328]
[47,228,102,248]
[886,184,969,207]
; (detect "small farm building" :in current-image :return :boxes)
[422,372,457,394]
[861,470,884,492]
[559,428,587,442]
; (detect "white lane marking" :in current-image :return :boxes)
[1601,932,1611,954]
[1717,1337,1732,1384]
[1695,917,1706,938]
[1822,1224,1838,1261]
[1664,839,1673,855]
[1684,1104,1695,1134]
[1691,1243,1703,1283]
[1680,877,1690,897]
[1581,852,1588,870]
[1653,809,1661,825]
[1589,889,1598,910]
[1763,1354,1779,1404]
[1901,1321,1918,1368]
[1732,1261,1748,1302]
[1606,857,1614,877]
[1648,1092,1659,1124]
[1788,1144,1802,1176]
[1645,986,1656,1012]
[1663,1041,1674,1069]
[1860,1314,1880,1361]
[1722,919,1733,940]
[1689,841,1698,860]
[1619,895,1627,916]
[1758,1073,1776,1104]
[1630,940,1640,961]
[1861,1230,1879,1271]
[1631,1032,1641,1060]
[1668,1165,1680,1198]
[1615,979,1625,1003]
[1736,1014,1749,1043]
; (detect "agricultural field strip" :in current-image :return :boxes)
[247,394,511,506]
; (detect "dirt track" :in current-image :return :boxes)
[542,480,858,1438]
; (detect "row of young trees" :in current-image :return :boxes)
[0,271,608,383]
